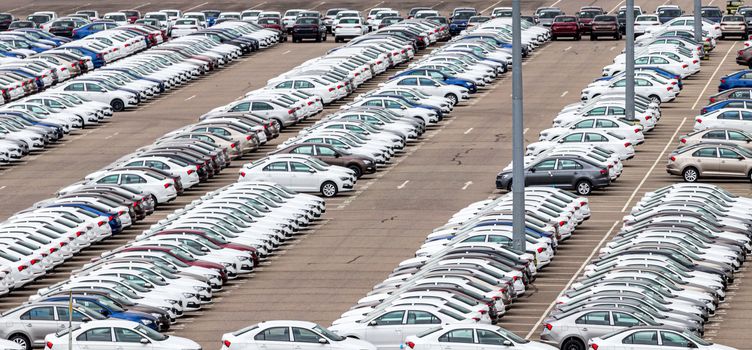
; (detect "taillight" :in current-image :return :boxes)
[30,259,39,265]
[240,171,246,177]
[46,341,53,349]
[97,221,106,226]
[701,108,707,114]
[75,231,83,237]
[472,317,480,322]
[164,183,172,188]
[223,340,231,348]
[108,215,114,221]
[545,323,553,330]
[18,265,27,272]
[187,169,195,175]
[634,128,641,133]
[599,169,608,175]
[50,247,58,253]
[697,118,702,123]
[512,275,518,281]
[288,109,294,114]
[559,220,566,227]
[537,247,545,253]
[721,79,727,83]
[710,97,716,103]
[591,344,599,350]
[406,341,415,349]
[666,86,672,91]
[680,138,686,143]
[670,156,676,161]
[230,143,236,148]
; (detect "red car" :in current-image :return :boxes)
[257,17,287,42]
[151,229,259,266]
[121,9,141,24]
[576,9,601,33]
[551,15,581,40]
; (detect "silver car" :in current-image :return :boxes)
[0,302,106,350]
[540,307,660,350]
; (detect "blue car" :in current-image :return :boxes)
[62,46,106,68]
[71,22,118,39]
[391,68,477,93]
[41,296,161,330]
[449,10,477,35]
[15,28,71,45]
[48,203,124,234]
[700,99,752,114]
[719,70,752,91]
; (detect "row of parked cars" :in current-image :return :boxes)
[495,18,715,195]
[304,187,585,349]
[539,183,743,350]
[0,21,280,163]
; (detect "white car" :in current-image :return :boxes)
[334,17,367,42]
[282,9,305,29]
[170,18,202,38]
[55,80,138,112]
[221,321,376,350]
[102,12,129,26]
[526,130,636,160]
[380,76,469,106]
[71,169,178,204]
[634,14,662,35]
[238,155,355,197]
[588,327,736,350]
[602,53,691,78]
[541,117,645,145]
[44,319,200,350]
[694,108,752,132]
[405,324,556,350]
[240,10,262,22]
[581,77,677,104]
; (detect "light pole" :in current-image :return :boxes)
[694,0,703,43]
[626,0,635,121]
[511,0,525,252]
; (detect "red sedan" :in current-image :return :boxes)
[551,15,581,40]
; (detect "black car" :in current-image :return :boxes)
[0,13,13,30]
[48,19,80,38]
[495,156,611,195]
[8,20,35,30]
[702,6,724,23]
[617,8,642,34]
[292,17,327,42]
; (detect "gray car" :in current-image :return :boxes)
[0,302,106,350]
[495,156,610,195]
[537,9,564,26]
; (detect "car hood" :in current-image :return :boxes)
[157,335,201,349]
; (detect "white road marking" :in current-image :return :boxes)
[523,127,529,134]
[249,2,267,10]
[282,50,292,55]
[525,220,621,339]
[104,132,120,140]
[69,3,92,11]
[431,1,445,9]
[132,2,151,10]
[7,4,30,12]
[481,0,504,14]
[461,181,473,190]
[397,180,409,189]
[184,94,196,101]
[309,2,326,10]
[184,1,209,12]
[549,0,562,7]
[609,1,625,14]
[661,0,671,5]
[464,127,474,134]
[564,46,572,51]
[610,46,616,51]
[364,1,385,11]
[691,42,737,110]
[0,186,6,191]
[620,117,687,212]
[560,91,568,97]
[709,0,715,4]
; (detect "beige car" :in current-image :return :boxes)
[667,143,752,182]
[678,128,752,150]
[720,15,747,38]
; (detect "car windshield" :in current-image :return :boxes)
[96,297,125,312]
[136,325,168,341]
[578,11,598,18]
[724,15,744,21]
[314,325,345,341]
[454,12,475,20]
[636,16,658,22]
[106,15,127,21]
[702,9,722,16]
[539,11,561,18]
[555,17,577,23]
[659,9,682,16]
[296,18,318,24]
[496,327,529,343]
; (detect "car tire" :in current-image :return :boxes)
[575,33,581,41]
[272,118,283,131]
[648,94,661,104]
[575,180,592,195]
[590,34,596,40]
[552,35,557,40]
[445,93,459,105]
[683,167,699,182]
[506,181,512,191]
[9,334,31,350]
[150,194,159,206]
[749,170,752,182]
[110,98,125,112]
[347,165,362,178]
[321,181,338,197]
[562,338,585,350]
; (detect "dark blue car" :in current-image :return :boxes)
[719,70,752,91]
[449,10,477,35]
[390,68,478,93]
[41,296,161,330]
[72,22,118,39]
[62,46,106,68]
[700,99,752,114]
[47,203,124,233]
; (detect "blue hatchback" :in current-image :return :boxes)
[700,99,752,114]
[719,70,752,91]
[72,22,118,39]
[41,296,161,330]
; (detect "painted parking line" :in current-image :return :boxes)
[363,1,384,11]
[397,180,409,189]
[249,2,268,10]
[464,127,473,134]
[480,0,504,15]
[282,50,292,55]
[461,181,473,190]
[184,1,209,12]
[309,2,326,10]
[560,90,568,97]
[132,2,151,10]
[609,0,625,14]
[185,94,196,101]
[691,42,737,110]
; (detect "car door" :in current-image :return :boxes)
[476,328,513,350]
[291,327,331,350]
[659,330,694,349]
[229,101,251,113]
[418,77,441,95]
[621,330,659,350]
[691,147,720,175]
[288,161,315,190]
[19,306,58,346]
[717,110,742,129]
[75,327,114,350]
[527,159,557,186]
[253,327,292,350]
[364,310,406,348]
[574,311,614,341]
[113,327,153,350]
[402,310,442,342]
[727,129,752,147]
[261,161,292,186]
[741,110,752,132]
[435,328,478,350]
[553,159,583,189]
[718,147,747,176]
[250,102,274,118]
[55,306,87,332]
[314,145,342,166]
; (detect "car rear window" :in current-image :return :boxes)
[296,18,318,24]
[594,15,616,22]
[724,16,744,21]
[0,14,11,20]
[555,16,577,22]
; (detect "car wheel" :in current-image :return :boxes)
[575,180,592,195]
[9,334,31,350]
[683,167,699,182]
[552,35,557,40]
[575,33,581,41]
[316,34,322,42]
[648,94,661,104]
[590,34,596,40]
[110,98,125,112]
[562,338,585,350]
[749,170,752,182]
[150,194,159,206]
[322,34,327,41]
[348,165,362,178]
[321,181,338,197]
[445,93,459,105]
[272,118,283,131]
[506,181,512,191]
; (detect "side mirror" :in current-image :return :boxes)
[738,156,745,161]
[334,153,341,158]
[687,342,697,349]
[434,83,440,87]
[746,139,751,143]
[400,106,407,110]
[140,338,150,344]
[529,168,536,173]
[503,340,513,346]
[81,317,91,323]
[368,320,378,326]
[318,338,328,344]
[308,168,316,173]
[200,246,210,252]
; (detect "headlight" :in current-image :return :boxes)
[221,262,232,267]
[140,319,154,325]
[363,160,373,164]
[340,176,349,181]
[183,292,195,298]
[167,299,178,304]
[151,313,163,319]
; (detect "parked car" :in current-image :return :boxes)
[551,16,581,40]
[667,143,752,182]
[496,155,611,195]
[720,15,747,38]
[591,15,621,40]
[44,319,201,350]
[292,18,327,42]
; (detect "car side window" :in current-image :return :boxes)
[418,78,436,86]
[742,111,752,121]
[731,90,751,98]
[634,57,649,64]
[97,174,120,184]
[719,148,741,159]
[20,307,55,321]
[254,327,290,341]
[649,57,669,64]
[373,311,405,325]
[385,100,403,108]
[635,79,653,86]
[703,130,727,139]
[121,174,146,184]
[56,307,87,322]
[85,83,104,92]
[125,161,144,167]
[623,331,658,345]
[65,83,85,91]
[574,120,595,128]
[727,101,745,108]
[660,331,692,347]
[476,329,507,345]
[145,160,169,170]
[251,102,273,111]
[692,148,718,158]
[291,327,320,343]
[728,131,749,140]
[290,162,312,172]
[562,133,583,142]
[397,78,418,86]
[325,124,345,130]
[612,312,641,327]
[263,162,289,172]
[720,111,740,120]
[292,145,314,155]
[533,160,557,171]
[275,81,293,89]
[557,159,582,170]
[585,133,607,142]
[364,100,383,107]
[462,235,487,243]
[597,119,618,128]
[607,107,625,115]
[438,329,474,343]
[77,328,113,342]
[294,81,315,89]
[316,145,337,156]
[406,311,441,325]
[586,107,607,116]
[114,328,143,343]
[575,311,610,325]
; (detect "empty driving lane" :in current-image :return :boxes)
[0,41,338,220]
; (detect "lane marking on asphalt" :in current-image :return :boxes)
[461,181,473,190]
[431,1,445,9]
[609,0,625,14]
[133,2,151,10]
[709,0,716,4]
[249,2,267,10]
[282,50,292,55]
[68,3,92,11]
[525,219,621,339]
[620,117,687,212]
[610,46,616,51]
[0,186,6,191]
[309,2,326,10]
[560,91,568,97]
[481,0,504,14]
[691,42,737,110]
[661,0,671,5]
[7,4,30,12]
[184,95,196,101]
[397,180,409,189]
[464,127,473,134]
[564,46,572,52]
[549,0,563,7]
[104,132,120,140]
[523,127,529,134]
[364,1,385,11]
[184,1,209,12]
